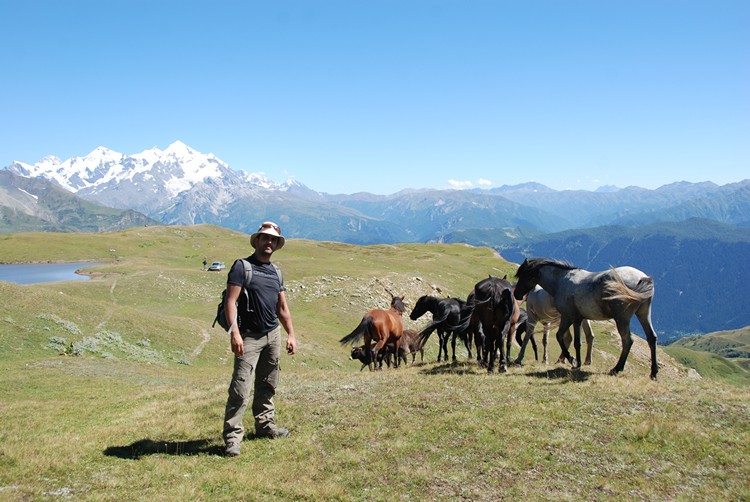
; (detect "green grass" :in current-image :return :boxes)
[0,225,748,500]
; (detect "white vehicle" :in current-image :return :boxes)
[208,261,225,271]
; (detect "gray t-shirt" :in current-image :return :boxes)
[227,255,284,333]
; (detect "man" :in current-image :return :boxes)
[223,221,297,457]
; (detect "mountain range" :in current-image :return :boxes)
[2,141,749,341]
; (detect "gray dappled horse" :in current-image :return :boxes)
[514,285,594,366]
[514,258,659,380]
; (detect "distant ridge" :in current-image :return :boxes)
[0,170,157,233]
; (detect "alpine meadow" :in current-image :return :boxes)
[0,225,748,500]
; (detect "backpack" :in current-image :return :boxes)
[212,259,283,332]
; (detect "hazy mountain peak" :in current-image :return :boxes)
[595,185,621,193]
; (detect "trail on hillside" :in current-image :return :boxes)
[95,278,118,330]
[191,330,211,360]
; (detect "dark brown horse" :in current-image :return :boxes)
[399,328,426,364]
[339,295,406,370]
[462,275,519,373]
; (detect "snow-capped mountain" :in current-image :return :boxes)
[6,141,302,222]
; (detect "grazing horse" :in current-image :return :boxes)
[399,328,426,364]
[467,275,519,373]
[410,295,471,362]
[339,295,406,370]
[350,343,403,371]
[514,258,658,380]
[514,285,594,365]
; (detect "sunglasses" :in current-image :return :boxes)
[258,222,281,233]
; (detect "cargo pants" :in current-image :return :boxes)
[223,326,281,445]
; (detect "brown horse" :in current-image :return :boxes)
[339,295,406,370]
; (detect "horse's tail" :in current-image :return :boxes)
[339,316,374,345]
[603,269,654,307]
[416,315,450,346]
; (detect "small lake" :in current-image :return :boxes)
[0,262,94,284]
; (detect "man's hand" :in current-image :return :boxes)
[231,331,244,356]
[286,336,297,356]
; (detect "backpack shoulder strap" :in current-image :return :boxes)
[237,258,253,289]
[224,259,253,335]
[272,263,283,286]
[236,258,282,288]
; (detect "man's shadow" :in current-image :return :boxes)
[103,438,224,459]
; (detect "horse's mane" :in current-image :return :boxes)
[475,275,513,307]
[515,257,577,279]
[390,295,406,314]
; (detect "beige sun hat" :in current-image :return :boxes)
[250,221,285,250]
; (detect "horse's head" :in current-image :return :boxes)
[350,346,367,362]
[514,258,538,300]
[391,295,406,315]
[409,295,428,320]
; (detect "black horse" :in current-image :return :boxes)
[410,295,472,362]
[465,275,519,373]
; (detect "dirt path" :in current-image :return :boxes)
[191,330,211,359]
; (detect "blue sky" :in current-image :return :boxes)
[1,1,747,195]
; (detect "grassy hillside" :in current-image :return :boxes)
[0,226,748,500]
[668,327,750,359]
[664,327,750,386]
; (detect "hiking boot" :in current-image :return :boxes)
[224,442,241,457]
[256,426,290,439]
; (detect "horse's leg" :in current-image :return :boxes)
[394,338,403,368]
[555,319,575,365]
[504,325,513,368]
[474,325,485,366]
[556,328,573,364]
[572,321,582,370]
[610,317,634,376]
[372,338,387,371]
[463,331,473,360]
[513,321,531,365]
[483,324,496,372]
[498,331,507,373]
[582,319,594,365]
[542,323,549,364]
[437,329,447,362]
[451,331,458,362]
[363,334,374,371]
[636,303,659,380]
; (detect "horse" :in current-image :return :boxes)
[462,290,486,365]
[339,295,406,370]
[514,258,658,380]
[465,275,520,373]
[350,343,404,371]
[410,295,471,362]
[514,285,594,365]
[399,328,426,364]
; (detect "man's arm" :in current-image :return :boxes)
[225,284,244,356]
[277,291,297,355]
